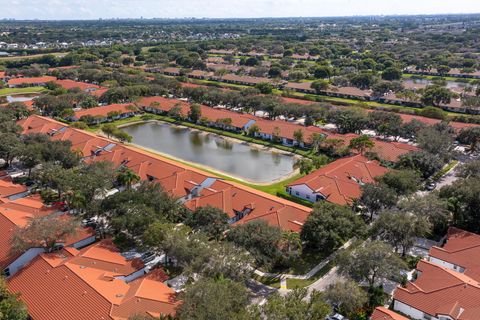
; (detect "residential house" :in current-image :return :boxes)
[0,193,96,277]
[8,76,57,88]
[286,155,388,205]
[428,227,480,282]
[371,307,409,320]
[7,240,178,320]
[54,79,104,93]
[72,104,140,124]
[393,260,480,320]
[0,179,29,200]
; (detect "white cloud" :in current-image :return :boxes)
[0,0,479,19]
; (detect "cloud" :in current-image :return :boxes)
[0,0,479,19]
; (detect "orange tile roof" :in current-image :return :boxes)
[7,241,177,320]
[0,179,28,198]
[74,103,138,119]
[0,195,56,269]
[8,76,57,86]
[393,260,480,320]
[288,155,388,205]
[89,88,109,97]
[371,307,409,320]
[429,227,480,282]
[54,79,103,91]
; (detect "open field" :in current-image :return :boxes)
[0,51,67,62]
[0,86,46,96]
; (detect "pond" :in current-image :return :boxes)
[122,121,297,183]
[3,94,39,103]
[404,78,470,89]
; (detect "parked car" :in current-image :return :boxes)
[425,182,437,191]
[326,314,345,320]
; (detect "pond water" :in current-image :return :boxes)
[122,121,296,183]
[5,94,39,103]
[404,78,470,89]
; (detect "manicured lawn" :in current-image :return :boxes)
[252,274,281,289]
[0,52,66,61]
[403,73,474,83]
[287,251,330,275]
[286,260,335,289]
[0,86,46,96]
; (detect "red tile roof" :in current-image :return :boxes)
[0,194,86,270]
[74,103,138,119]
[0,179,28,198]
[371,307,409,320]
[394,260,480,320]
[89,88,109,97]
[7,243,177,320]
[8,76,57,86]
[288,155,388,205]
[54,79,103,92]
[429,227,480,282]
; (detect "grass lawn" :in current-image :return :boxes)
[403,73,474,83]
[0,52,66,62]
[0,86,46,96]
[252,274,281,289]
[286,251,329,275]
[286,260,335,289]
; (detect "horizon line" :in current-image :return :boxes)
[1,12,480,21]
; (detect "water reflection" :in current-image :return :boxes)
[122,122,295,183]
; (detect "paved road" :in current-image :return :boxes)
[308,267,344,293]
[246,279,277,305]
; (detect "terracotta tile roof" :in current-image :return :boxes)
[393,260,480,320]
[138,96,255,129]
[8,76,57,86]
[219,74,272,85]
[0,195,59,269]
[0,71,6,79]
[288,155,388,205]
[7,245,178,320]
[54,79,103,91]
[74,103,138,119]
[89,88,109,97]
[0,179,28,198]
[429,227,480,282]
[371,307,409,320]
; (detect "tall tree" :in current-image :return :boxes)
[301,202,365,252]
[0,276,28,320]
[349,135,374,155]
[373,209,432,256]
[324,280,368,319]
[185,206,230,240]
[177,278,250,320]
[11,215,79,253]
[226,220,283,268]
[337,241,406,287]
[259,289,331,320]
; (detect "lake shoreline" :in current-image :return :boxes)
[117,120,301,186]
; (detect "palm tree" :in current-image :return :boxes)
[116,167,140,190]
[309,133,326,154]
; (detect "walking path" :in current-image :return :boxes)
[254,239,354,285]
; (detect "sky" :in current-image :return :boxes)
[1,0,479,20]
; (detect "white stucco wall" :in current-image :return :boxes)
[5,247,45,277]
[394,300,435,320]
[287,184,317,202]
